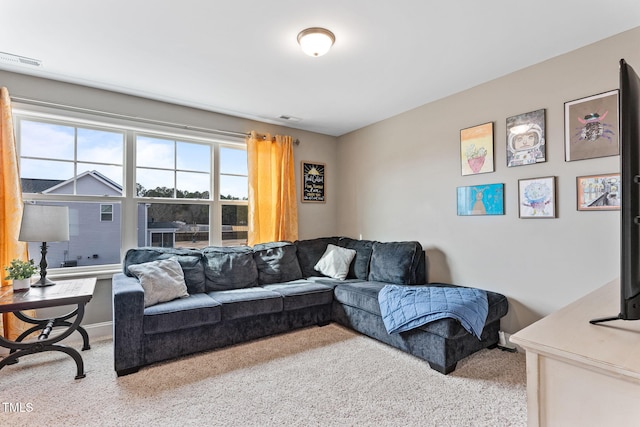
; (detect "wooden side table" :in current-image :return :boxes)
[0,277,96,379]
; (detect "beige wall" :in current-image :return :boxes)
[337,26,640,332]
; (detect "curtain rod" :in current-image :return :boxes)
[10,96,300,144]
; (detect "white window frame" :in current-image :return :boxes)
[100,204,114,222]
[13,105,248,279]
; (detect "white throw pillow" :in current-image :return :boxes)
[314,244,357,280]
[128,258,189,307]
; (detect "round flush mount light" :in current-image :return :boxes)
[297,27,335,57]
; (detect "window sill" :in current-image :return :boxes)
[47,266,122,281]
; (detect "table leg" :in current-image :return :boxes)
[0,303,89,379]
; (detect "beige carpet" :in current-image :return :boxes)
[1,324,526,426]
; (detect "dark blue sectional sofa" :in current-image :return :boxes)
[112,237,508,376]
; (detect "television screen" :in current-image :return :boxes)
[619,59,640,321]
[590,59,640,324]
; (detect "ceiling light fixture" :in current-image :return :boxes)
[297,27,335,57]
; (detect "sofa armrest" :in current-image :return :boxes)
[112,272,145,375]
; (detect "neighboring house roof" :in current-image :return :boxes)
[43,170,122,195]
[21,178,64,193]
[21,170,122,195]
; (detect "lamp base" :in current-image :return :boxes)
[31,277,56,287]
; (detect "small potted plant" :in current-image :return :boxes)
[4,258,38,292]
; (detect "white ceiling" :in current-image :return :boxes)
[1,1,639,136]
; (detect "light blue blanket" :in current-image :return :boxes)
[378,285,489,339]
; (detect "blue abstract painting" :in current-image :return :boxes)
[457,183,504,216]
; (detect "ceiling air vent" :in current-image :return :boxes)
[278,115,301,122]
[0,52,43,68]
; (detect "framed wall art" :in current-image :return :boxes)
[576,173,620,211]
[456,183,504,216]
[518,176,556,218]
[506,108,546,167]
[301,161,325,203]
[564,90,619,161]
[460,122,494,176]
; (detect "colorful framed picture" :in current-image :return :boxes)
[577,173,621,211]
[518,176,556,218]
[506,109,546,167]
[457,183,504,216]
[564,90,619,161]
[301,161,325,203]
[460,122,494,176]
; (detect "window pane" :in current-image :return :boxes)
[138,203,210,249]
[20,159,74,194]
[136,169,175,197]
[220,175,248,200]
[100,204,113,221]
[220,147,247,175]
[136,135,175,169]
[77,128,124,164]
[222,204,248,246]
[21,158,74,181]
[177,141,210,172]
[20,120,74,160]
[25,201,121,268]
[177,171,210,198]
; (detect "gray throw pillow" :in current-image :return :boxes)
[128,258,189,307]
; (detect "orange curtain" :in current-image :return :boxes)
[0,87,30,340]
[246,131,298,246]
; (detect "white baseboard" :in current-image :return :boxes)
[0,321,113,356]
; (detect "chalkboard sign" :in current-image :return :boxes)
[302,161,325,203]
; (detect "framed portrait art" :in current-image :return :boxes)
[460,122,494,176]
[576,173,621,211]
[564,90,619,161]
[506,109,546,167]
[456,183,504,216]
[518,176,556,218]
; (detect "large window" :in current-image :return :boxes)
[15,112,248,272]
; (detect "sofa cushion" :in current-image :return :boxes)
[314,244,356,280]
[368,241,424,285]
[262,280,334,311]
[253,241,303,285]
[208,287,283,320]
[203,246,259,291]
[123,247,205,294]
[294,237,340,278]
[127,258,189,308]
[143,293,222,335]
[337,237,374,280]
[334,281,387,316]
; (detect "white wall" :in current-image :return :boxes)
[337,27,640,333]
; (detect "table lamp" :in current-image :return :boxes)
[18,204,70,287]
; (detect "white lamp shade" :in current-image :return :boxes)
[297,28,335,57]
[18,204,70,242]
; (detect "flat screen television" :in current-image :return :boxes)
[590,59,640,324]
